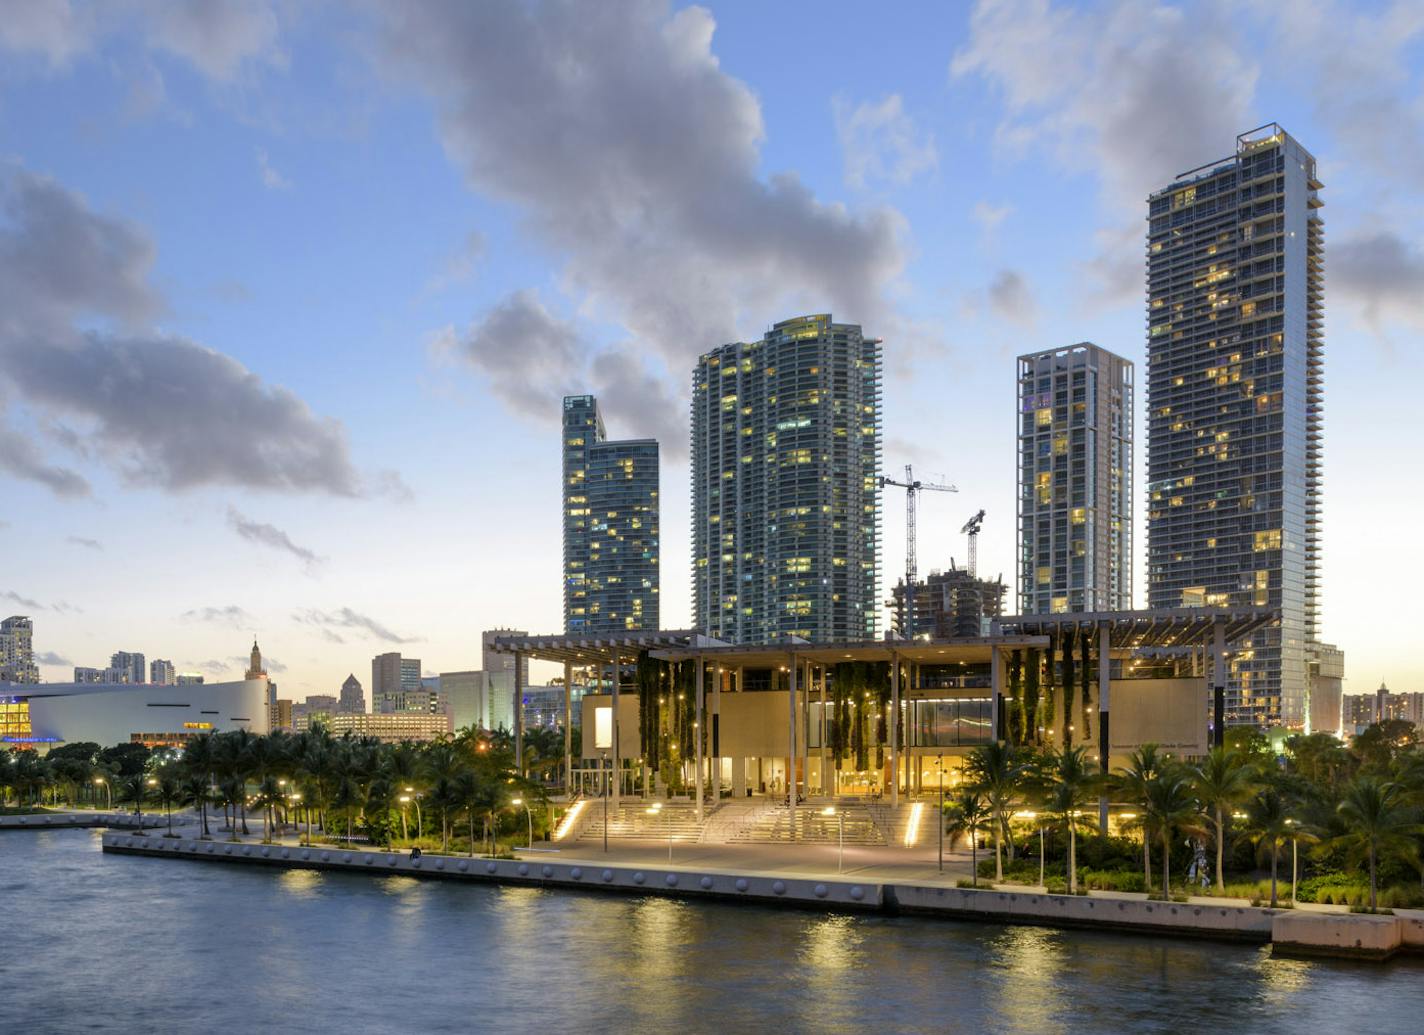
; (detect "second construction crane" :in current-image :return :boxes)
[880,464,956,639]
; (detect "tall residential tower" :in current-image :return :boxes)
[1016,343,1134,614]
[562,396,660,634]
[1146,125,1325,729]
[692,314,882,644]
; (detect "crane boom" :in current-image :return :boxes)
[960,509,986,577]
[879,464,957,638]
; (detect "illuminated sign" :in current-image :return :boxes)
[182,722,213,730]
[594,706,612,750]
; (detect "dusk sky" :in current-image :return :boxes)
[2,0,1422,699]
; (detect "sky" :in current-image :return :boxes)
[1,0,1422,700]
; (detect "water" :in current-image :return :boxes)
[4,830,1422,1034]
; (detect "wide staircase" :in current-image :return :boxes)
[727,801,888,845]
[576,800,709,844]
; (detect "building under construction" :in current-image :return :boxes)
[889,566,1006,639]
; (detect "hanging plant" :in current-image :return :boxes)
[1044,635,1058,745]
[636,651,661,765]
[1008,649,1025,746]
[1061,627,1076,747]
[1024,647,1041,746]
[1080,629,1094,745]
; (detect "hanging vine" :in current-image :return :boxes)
[1061,628,1076,747]
[1008,649,1025,746]
[1044,635,1058,745]
[873,661,890,771]
[635,651,662,767]
[1080,630,1094,746]
[1024,647,1041,746]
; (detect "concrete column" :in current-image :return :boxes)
[1098,622,1111,834]
[695,654,705,823]
[890,651,900,807]
[563,660,573,795]
[609,648,620,810]
[1212,619,1227,749]
[801,659,811,801]
[513,650,525,775]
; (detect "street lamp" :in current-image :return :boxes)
[822,806,843,873]
[1286,818,1299,905]
[397,795,412,842]
[513,797,533,849]
[93,776,111,811]
[404,786,423,839]
[600,750,610,854]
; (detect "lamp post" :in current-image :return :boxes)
[601,750,610,854]
[93,776,111,811]
[1286,818,1299,905]
[822,806,843,873]
[404,786,422,840]
[513,797,533,849]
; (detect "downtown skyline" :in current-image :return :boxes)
[3,1,1423,698]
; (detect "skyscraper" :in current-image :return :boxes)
[149,659,176,686]
[562,395,660,634]
[371,652,422,713]
[0,616,38,684]
[1145,124,1324,729]
[1016,343,1134,614]
[692,313,882,644]
[110,651,146,685]
[338,673,365,713]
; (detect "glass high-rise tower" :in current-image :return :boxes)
[562,395,660,634]
[692,314,881,644]
[1016,343,1134,614]
[1145,125,1324,729]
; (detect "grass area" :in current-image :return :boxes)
[0,805,53,816]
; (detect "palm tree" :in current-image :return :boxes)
[1247,787,1294,908]
[1142,761,1200,900]
[1032,745,1099,894]
[945,790,991,888]
[1191,746,1256,893]
[965,742,1026,882]
[181,772,211,838]
[181,734,215,837]
[1115,744,1165,892]
[1335,776,1422,911]
[154,765,182,836]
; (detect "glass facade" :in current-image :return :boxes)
[1145,125,1323,728]
[1016,343,1134,614]
[692,314,881,644]
[562,395,660,634]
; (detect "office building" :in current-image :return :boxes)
[110,651,146,685]
[150,659,176,686]
[73,667,104,684]
[441,670,487,732]
[338,673,365,713]
[1016,343,1133,614]
[325,711,452,744]
[692,313,882,644]
[562,395,660,634]
[1146,124,1325,729]
[269,698,293,731]
[1,617,39,684]
[292,694,339,732]
[176,673,205,686]
[372,652,422,713]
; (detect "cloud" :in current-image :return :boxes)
[140,0,284,81]
[0,420,90,497]
[952,0,1258,303]
[971,201,1013,234]
[36,650,71,666]
[189,658,230,676]
[1331,231,1424,331]
[294,607,418,645]
[0,0,93,66]
[380,0,906,433]
[2,590,44,610]
[231,653,286,674]
[0,166,375,497]
[987,269,1037,326]
[66,535,102,550]
[227,507,322,570]
[255,147,291,190]
[423,230,486,296]
[182,604,256,627]
[833,93,938,189]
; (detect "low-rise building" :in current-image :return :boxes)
[325,711,452,743]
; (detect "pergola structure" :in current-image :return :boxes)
[488,630,709,810]
[491,609,1276,826]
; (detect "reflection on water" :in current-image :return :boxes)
[5,831,1424,1035]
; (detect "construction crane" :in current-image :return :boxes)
[880,464,956,639]
[961,509,986,577]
